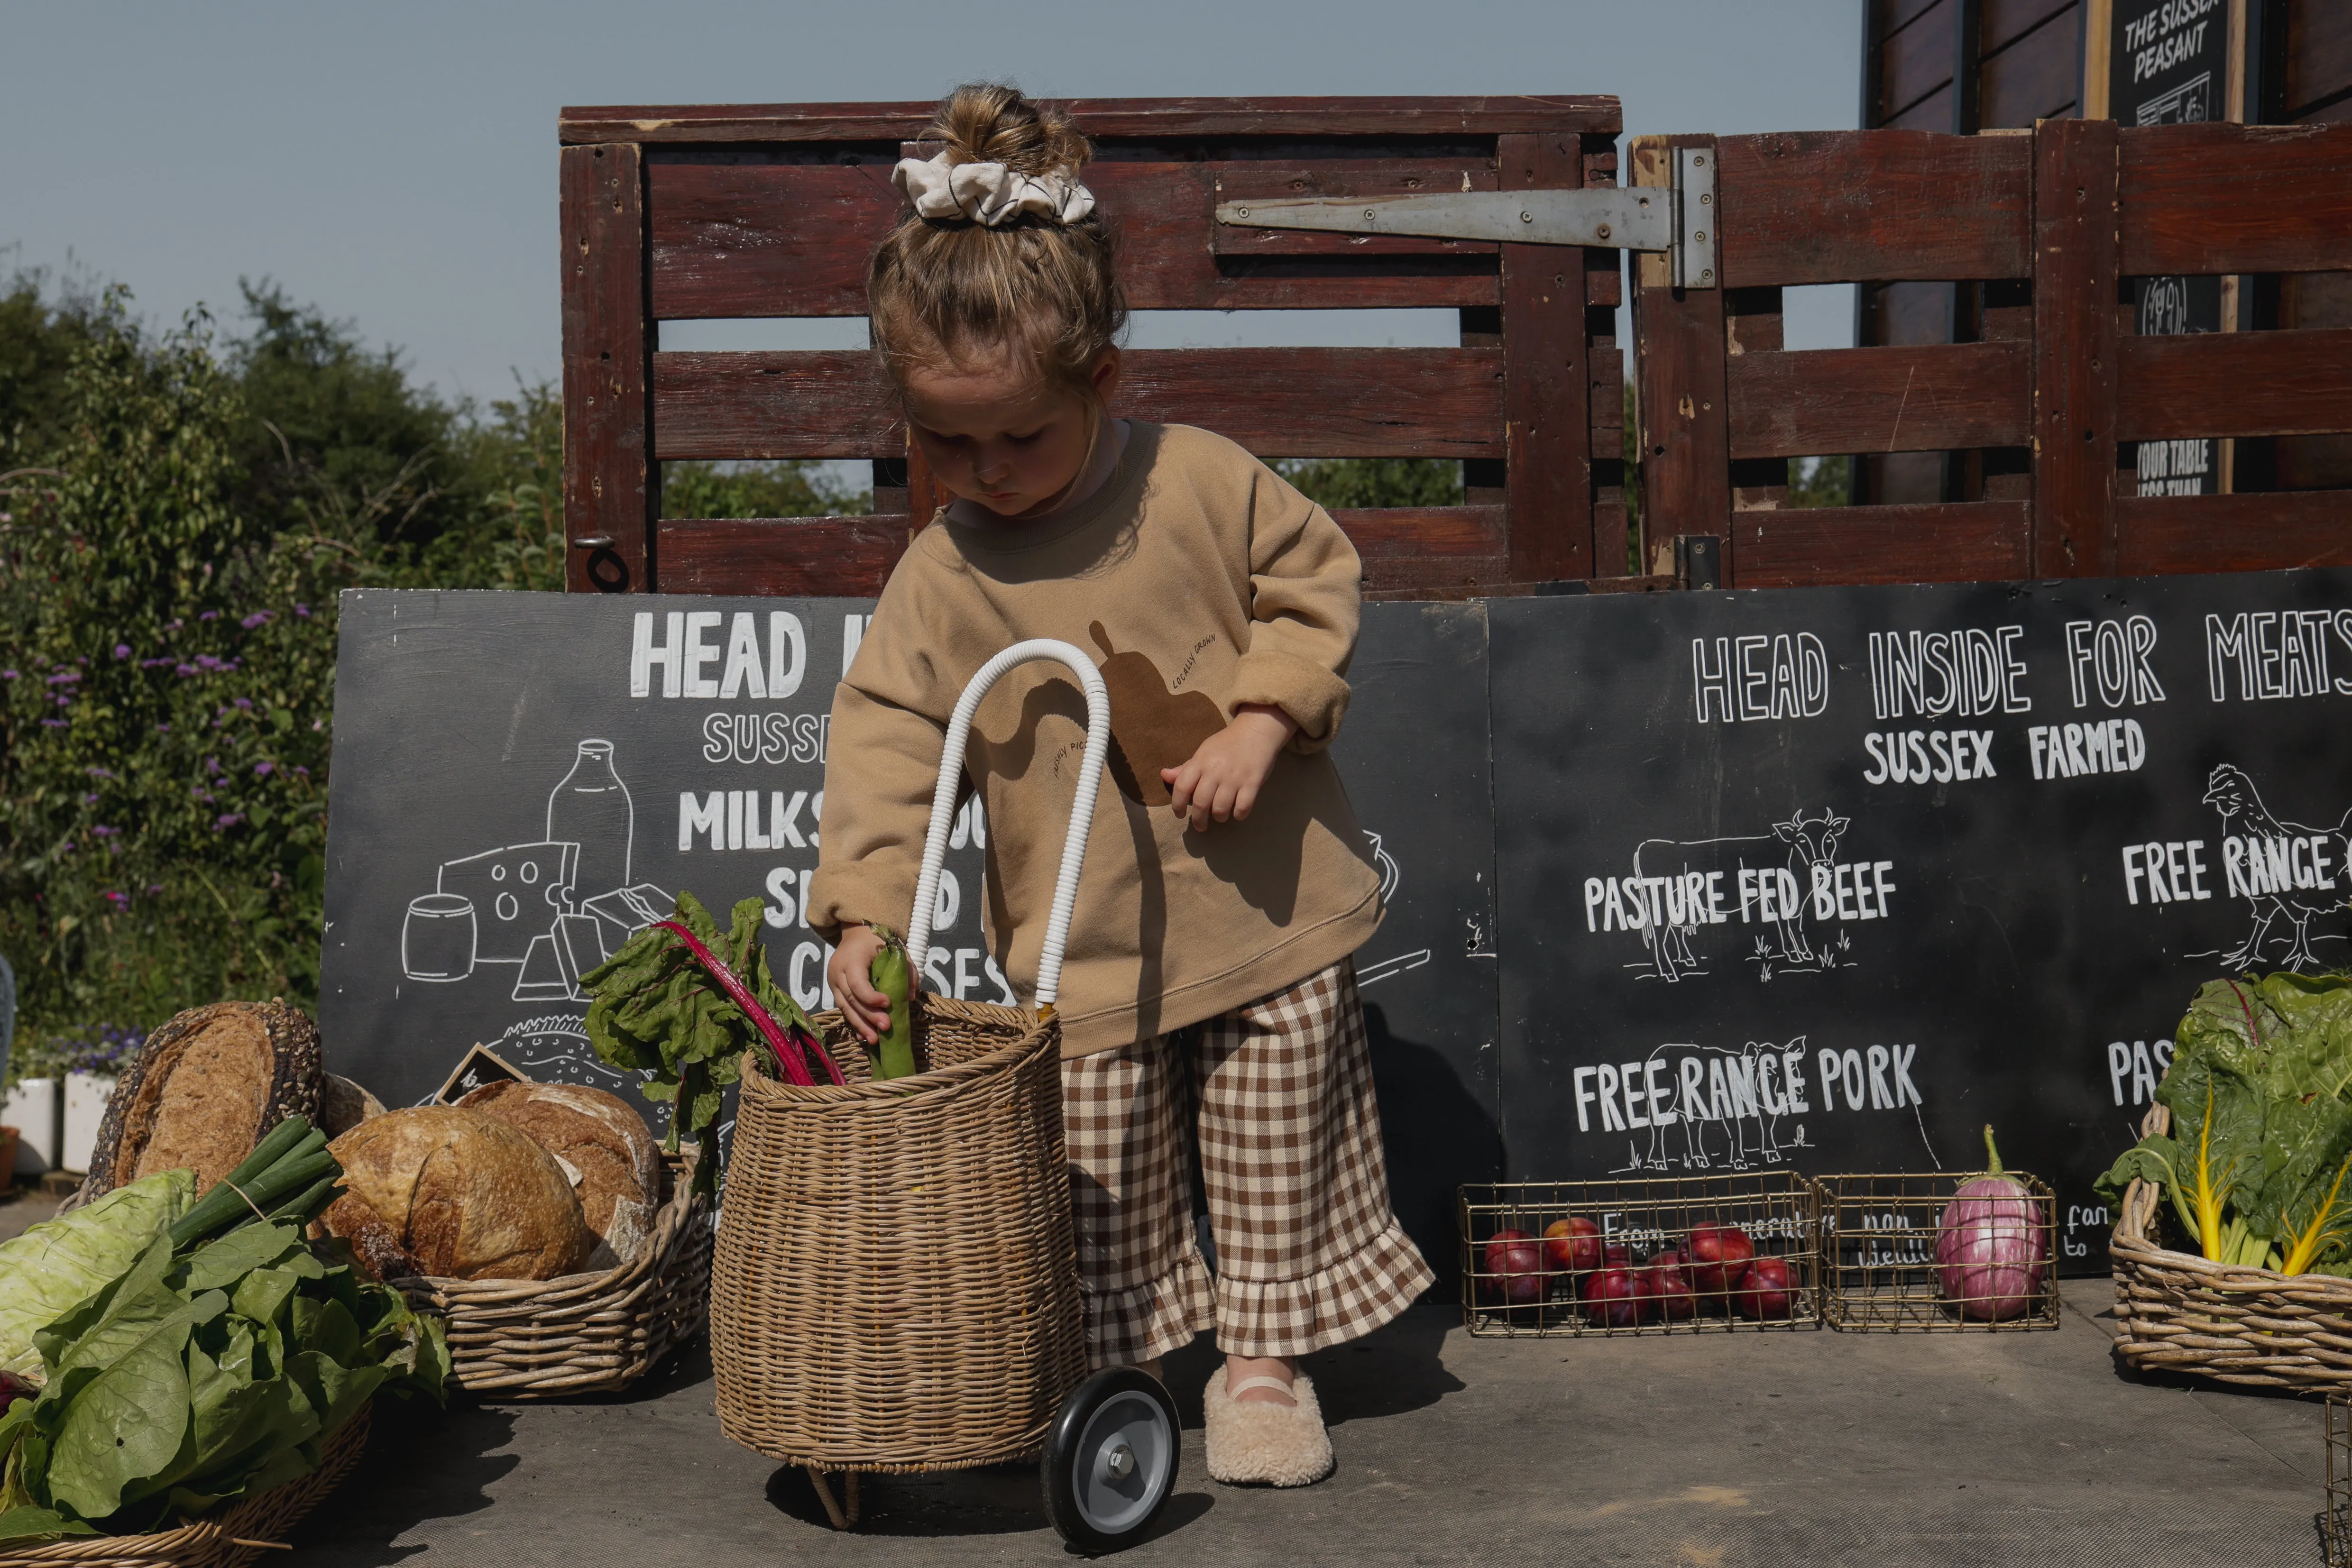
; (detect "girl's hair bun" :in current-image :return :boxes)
[868,83,1125,402]
[932,83,1091,177]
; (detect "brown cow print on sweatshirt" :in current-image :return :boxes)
[1089,621,1225,807]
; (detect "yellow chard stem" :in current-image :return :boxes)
[2283,1152,2352,1276]
[2193,1082,2239,1264]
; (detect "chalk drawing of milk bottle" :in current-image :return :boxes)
[547,739,633,906]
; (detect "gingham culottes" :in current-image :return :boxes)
[1060,956,1435,1366]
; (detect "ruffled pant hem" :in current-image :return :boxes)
[1213,1214,1437,1359]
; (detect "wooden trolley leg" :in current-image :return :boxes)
[807,1466,852,1531]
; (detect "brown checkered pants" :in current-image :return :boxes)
[1061,957,1435,1367]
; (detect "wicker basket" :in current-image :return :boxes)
[394,1154,712,1397]
[2112,1100,2352,1392]
[0,1403,370,1568]
[709,997,1086,1474]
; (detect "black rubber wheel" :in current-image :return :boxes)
[1040,1366,1180,1553]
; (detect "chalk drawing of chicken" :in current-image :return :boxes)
[2201,763,2352,969]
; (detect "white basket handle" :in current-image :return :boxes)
[904,639,1111,1015]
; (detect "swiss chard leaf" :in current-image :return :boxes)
[582,889,822,1196]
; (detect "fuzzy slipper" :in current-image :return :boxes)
[1203,1369,1334,1488]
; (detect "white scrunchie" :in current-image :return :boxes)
[891,150,1095,227]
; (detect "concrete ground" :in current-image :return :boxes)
[0,1185,64,1243]
[286,1283,2334,1567]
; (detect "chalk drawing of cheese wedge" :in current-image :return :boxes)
[436,841,580,963]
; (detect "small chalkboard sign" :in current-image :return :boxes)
[432,1044,531,1106]
[2104,0,2238,498]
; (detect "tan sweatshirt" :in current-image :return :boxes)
[807,421,1384,1057]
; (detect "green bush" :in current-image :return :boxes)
[0,280,876,1044]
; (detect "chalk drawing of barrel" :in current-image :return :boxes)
[403,893,478,981]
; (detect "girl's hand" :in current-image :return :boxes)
[1160,705,1298,832]
[827,924,891,1043]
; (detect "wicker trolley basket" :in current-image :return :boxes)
[394,1154,712,1397]
[712,995,1085,1472]
[707,639,1183,1552]
[0,1404,370,1568]
[2112,1100,2352,1393]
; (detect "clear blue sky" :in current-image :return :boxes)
[1,0,1861,406]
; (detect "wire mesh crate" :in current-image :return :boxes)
[2330,1395,2352,1568]
[1458,1173,1823,1337]
[1816,1170,2059,1331]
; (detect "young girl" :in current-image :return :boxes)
[810,83,1433,1489]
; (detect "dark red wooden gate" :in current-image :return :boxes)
[560,100,2352,598]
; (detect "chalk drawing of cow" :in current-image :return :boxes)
[1629,809,1852,983]
[1755,809,1851,976]
[1629,833,1766,982]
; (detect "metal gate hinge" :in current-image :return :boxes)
[1213,148,1719,290]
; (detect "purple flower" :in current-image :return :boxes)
[104,890,129,909]
[212,813,243,831]
[175,664,198,677]
[200,610,220,622]
[294,604,311,618]
[241,611,272,629]
[55,695,71,707]
[145,883,164,896]
[167,618,184,631]
[254,761,274,776]
[292,765,311,778]
[155,723,170,733]
[58,841,74,853]
[91,825,118,837]
[232,697,253,711]
[80,792,97,806]
[85,767,113,779]
[0,669,15,680]
[113,644,130,659]
[206,756,223,776]
[40,719,66,728]
[46,670,78,685]
[141,657,172,669]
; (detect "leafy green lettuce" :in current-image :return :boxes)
[0,1214,447,1542]
[0,1171,196,1381]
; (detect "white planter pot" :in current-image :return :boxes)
[61,1073,115,1174]
[2,1078,59,1174]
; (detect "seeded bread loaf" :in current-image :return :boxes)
[323,1106,593,1282]
[457,1080,660,1268]
[81,999,325,1199]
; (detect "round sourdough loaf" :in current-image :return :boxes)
[324,1106,593,1281]
[82,999,326,1200]
[458,1080,661,1268]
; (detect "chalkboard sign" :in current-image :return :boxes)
[1492,568,2352,1271]
[328,573,2352,1278]
[319,593,1498,1275]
